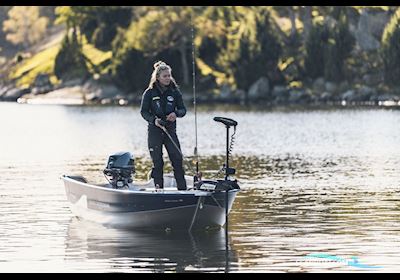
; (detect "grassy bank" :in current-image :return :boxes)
[8,36,112,88]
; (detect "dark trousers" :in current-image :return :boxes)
[148,125,187,190]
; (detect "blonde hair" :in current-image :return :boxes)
[148,61,178,89]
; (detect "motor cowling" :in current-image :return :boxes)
[103,152,135,188]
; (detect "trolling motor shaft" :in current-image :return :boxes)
[213,117,238,180]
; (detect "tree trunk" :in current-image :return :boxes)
[179,39,189,86]
[302,6,312,41]
[288,7,297,39]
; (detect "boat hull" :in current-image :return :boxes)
[62,175,239,231]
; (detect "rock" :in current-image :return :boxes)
[271,85,288,98]
[31,85,53,95]
[357,85,376,100]
[320,91,333,101]
[362,73,383,86]
[34,73,52,88]
[325,82,338,94]
[100,98,113,105]
[341,90,356,101]
[61,78,85,87]
[0,85,12,98]
[248,77,270,100]
[375,94,400,102]
[288,89,309,103]
[219,84,232,99]
[312,77,325,92]
[354,9,387,51]
[83,78,124,101]
[233,89,246,103]
[338,81,350,93]
[2,87,30,101]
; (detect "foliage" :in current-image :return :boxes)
[77,6,132,50]
[381,7,400,87]
[325,15,355,82]
[304,22,328,79]
[9,35,111,87]
[304,11,355,82]
[3,5,399,99]
[54,33,89,81]
[2,6,48,48]
[9,44,59,87]
[196,6,281,91]
[110,46,150,93]
[123,6,195,86]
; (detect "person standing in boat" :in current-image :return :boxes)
[140,61,187,191]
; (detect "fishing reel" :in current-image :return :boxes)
[103,152,135,188]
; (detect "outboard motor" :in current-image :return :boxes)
[103,152,135,188]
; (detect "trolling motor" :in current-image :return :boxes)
[193,117,240,234]
[103,152,135,188]
[195,117,240,192]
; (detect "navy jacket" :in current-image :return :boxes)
[140,83,186,129]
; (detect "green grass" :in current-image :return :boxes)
[9,38,112,87]
[10,44,60,87]
[82,42,112,73]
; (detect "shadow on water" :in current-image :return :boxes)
[65,217,239,273]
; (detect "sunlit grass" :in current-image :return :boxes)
[9,45,60,87]
[81,40,112,74]
[9,36,112,87]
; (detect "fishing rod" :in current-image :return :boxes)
[158,122,198,177]
[160,125,183,158]
[191,10,201,183]
[158,12,201,183]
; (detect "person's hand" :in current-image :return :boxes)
[155,118,164,128]
[166,112,177,122]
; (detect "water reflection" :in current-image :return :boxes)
[65,217,238,273]
[2,102,400,272]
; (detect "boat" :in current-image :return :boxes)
[62,117,240,231]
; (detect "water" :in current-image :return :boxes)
[1,102,400,272]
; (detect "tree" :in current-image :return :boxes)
[196,7,281,92]
[124,6,197,87]
[2,6,48,48]
[381,7,400,87]
[304,8,355,82]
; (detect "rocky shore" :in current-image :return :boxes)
[1,74,400,107]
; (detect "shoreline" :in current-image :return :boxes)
[1,83,400,108]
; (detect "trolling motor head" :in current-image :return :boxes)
[103,152,135,188]
[213,117,238,180]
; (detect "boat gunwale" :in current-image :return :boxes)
[62,175,240,196]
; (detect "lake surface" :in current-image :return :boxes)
[0,102,400,272]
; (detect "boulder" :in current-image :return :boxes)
[1,87,31,101]
[34,73,52,88]
[341,90,356,101]
[353,9,389,51]
[248,77,270,100]
[325,82,338,94]
[312,77,325,92]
